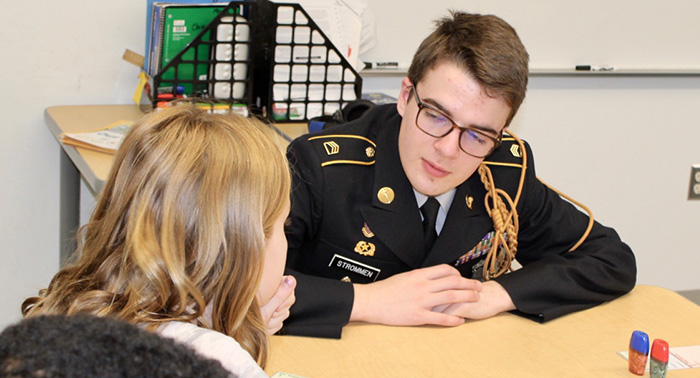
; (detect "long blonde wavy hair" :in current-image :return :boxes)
[22,105,291,367]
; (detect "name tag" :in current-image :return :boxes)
[329,254,381,282]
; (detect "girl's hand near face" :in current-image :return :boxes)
[259,275,296,335]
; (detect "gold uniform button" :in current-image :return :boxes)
[377,187,395,204]
[366,147,375,158]
[341,276,352,283]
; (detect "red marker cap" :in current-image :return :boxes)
[651,339,669,363]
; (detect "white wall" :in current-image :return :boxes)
[362,0,700,70]
[0,0,143,329]
[1,0,698,330]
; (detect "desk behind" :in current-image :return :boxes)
[267,285,700,377]
[45,105,144,194]
[45,104,308,264]
[45,105,307,194]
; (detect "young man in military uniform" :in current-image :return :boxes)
[282,11,636,338]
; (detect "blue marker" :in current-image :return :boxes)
[628,330,650,375]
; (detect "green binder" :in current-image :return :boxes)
[156,4,227,94]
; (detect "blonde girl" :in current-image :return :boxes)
[23,105,295,377]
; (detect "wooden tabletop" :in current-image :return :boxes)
[266,285,700,378]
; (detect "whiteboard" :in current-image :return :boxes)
[361,0,700,71]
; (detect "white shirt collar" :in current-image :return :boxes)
[414,188,457,234]
[414,188,457,210]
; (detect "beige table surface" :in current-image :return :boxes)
[266,285,700,378]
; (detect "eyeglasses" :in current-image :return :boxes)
[411,85,502,158]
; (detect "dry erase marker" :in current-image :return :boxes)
[575,65,615,71]
[364,61,403,69]
[628,330,649,375]
[650,339,669,378]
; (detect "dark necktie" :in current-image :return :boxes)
[420,197,440,257]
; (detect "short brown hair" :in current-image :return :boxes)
[408,11,529,126]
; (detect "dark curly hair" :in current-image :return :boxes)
[0,314,235,378]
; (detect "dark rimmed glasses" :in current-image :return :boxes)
[411,85,502,158]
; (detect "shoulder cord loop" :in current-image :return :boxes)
[477,130,594,280]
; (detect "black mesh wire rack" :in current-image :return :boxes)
[150,0,363,122]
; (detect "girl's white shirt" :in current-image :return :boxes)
[157,321,269,378]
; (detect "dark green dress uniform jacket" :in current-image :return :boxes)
[282,104,636,338]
